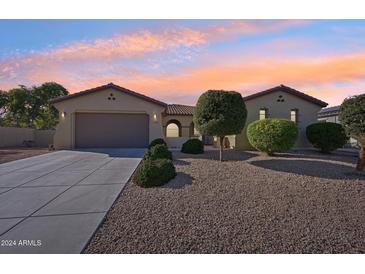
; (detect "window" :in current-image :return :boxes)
[259,108,267,120]
[166,123,179,137]
[291,109,298,123]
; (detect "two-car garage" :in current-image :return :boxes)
[75,113,149,148]
[51,83,167,150]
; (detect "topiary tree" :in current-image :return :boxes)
[340,94,365,171]
[148,138,167,149]
[306,122,348,153]
[181,138,204,154]
[247,118,298,156]
[193,90,247,161]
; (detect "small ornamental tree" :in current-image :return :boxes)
[340,95,365,171]
[193,90,247,161]
[306,122,348,153]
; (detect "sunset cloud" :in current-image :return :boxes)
[1,20,364,106]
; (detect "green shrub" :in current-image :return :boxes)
[132,158,176,187]
[146,143,172,160]
[247,118,298,156]
[306,122,348,153]
[148,138,167,149]
[181,139,204,154]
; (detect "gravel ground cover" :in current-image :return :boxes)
[0,147,50,164]
[85,149,365,253]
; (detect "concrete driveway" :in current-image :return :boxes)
[0,148,144,254]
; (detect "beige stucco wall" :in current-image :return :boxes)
[0,127,34,147]
[235,90,323,149]
[34,130,55,147]
[52,87,166,149]
[162,114,194,137]
[0,127,54,147]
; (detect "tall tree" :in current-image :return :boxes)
[193,90,247,161]
[31,82,68,129]
[340,94,365,171]
[0,82,68,129]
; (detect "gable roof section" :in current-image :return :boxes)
[50,83,167,107]
[165,104,195,115]
[242,84,328,107]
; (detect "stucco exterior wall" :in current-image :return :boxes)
[0,127,54,147]
[52,87,166,149]
[34,130,55,147]
[0,127,34,147]
[235,90,322,149]
[162,114,194,137]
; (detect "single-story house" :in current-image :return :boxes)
[51,83,327,150]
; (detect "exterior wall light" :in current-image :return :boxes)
[61,111,66,118]
[153,113,158,122]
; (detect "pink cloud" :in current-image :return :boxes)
[2,19,363,106]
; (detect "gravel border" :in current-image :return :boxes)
[85,149,365,253]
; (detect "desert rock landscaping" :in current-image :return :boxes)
[85,149,365,254]
[0,147,51,164]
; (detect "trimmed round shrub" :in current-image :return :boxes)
[132,158,176,187]
[146,143,172,160]
[247,118,298,156]
[148,138,167,149]
[306,122,348,153]
[181,139,204,154]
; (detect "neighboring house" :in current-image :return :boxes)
[51,83,327,150]
[318,105,358,147]
[318,105,341,123]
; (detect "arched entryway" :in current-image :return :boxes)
[165,119,182,137]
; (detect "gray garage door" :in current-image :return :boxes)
[75,113,149,148]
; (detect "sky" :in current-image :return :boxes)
[1,19,365,106]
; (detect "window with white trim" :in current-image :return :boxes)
[291,109,298,123]
[259,108,267,120]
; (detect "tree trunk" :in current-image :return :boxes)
[219,136,224,162]
[356,145,365,171]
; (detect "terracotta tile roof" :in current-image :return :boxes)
[50,83,167,107]
[243,84,328,107]
[165,104,195,116]
[318,105,340,117]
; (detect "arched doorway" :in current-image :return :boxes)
[165,119,182,137]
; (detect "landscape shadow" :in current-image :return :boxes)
[278,149,358,165]
[250,158,365,180]
[163,172,194,189]
[174,149,256,161]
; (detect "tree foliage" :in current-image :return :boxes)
[0,82,68,129]
[247,118,298,156]
[339,95,365,138]
[340,94,365,170]
[306,122,348,153]
[193,90,247,161]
